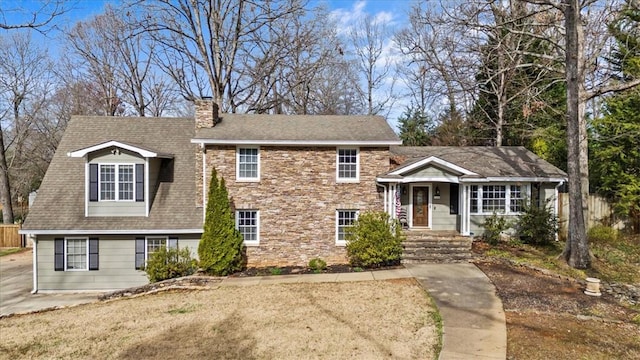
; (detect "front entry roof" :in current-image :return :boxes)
[379,146,567,183]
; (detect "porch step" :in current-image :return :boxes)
[401,231,473,264]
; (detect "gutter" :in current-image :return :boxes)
[32,238,38,294]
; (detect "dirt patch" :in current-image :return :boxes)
[475,260,640,359]
[0,279,438,360]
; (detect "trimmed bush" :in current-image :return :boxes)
[198,168,245,276]
[482,212,508,245]
[516,200,558,246]
[308,258,327,271]
[345,211,404,268]
[587,225,618,244]
[145,247,197,283]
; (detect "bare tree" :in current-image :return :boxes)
[395,2,477,117]
[350,14,394,115]
[0,0,69,33]
[0,33,54,223]
[136,0,306,112]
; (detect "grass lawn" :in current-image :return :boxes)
[0,279,438,359]
[0,248,24,257]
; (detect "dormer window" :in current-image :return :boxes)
[98,164,135,201]
[90,163,143,202]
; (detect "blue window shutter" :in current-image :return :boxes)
[89,238,99,270]
[168,236,178,249]
[89,164,98,202]
[135,164,144,202]
[54,238,64,271]
[135,238,145,270]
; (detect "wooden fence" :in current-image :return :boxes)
[558,193,626,239]
[0,224,22,247]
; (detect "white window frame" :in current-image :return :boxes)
[236,146,260,182]
[469,184,529,215]
[336,147,360,182]
[236,210,260,246]
[336,209,359,246]
[98,163,136,201]
[145,236,167,260]
[64,237,89,271]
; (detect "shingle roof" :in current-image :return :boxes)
[22,116,202,232]
[194,114,401,144]
[386,146,567,180]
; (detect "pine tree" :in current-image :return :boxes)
[397,106,435,146]
[198,167,245,275]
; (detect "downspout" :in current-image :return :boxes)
[31,237,38,294]
[201,143,206,222]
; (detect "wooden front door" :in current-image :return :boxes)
[412,186,429,227]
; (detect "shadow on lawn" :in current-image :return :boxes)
[117,310,257,359]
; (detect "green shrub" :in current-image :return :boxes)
[516,200,558,246]
[198,168,245,276]
[587,225,618,244]
[145,246,197,283]
[483,213,508,245]
[308,258,327,272]
[345,211,404,268]
[269,267,282,275]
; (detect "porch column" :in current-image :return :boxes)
[461,184,470,236]
[389,183,397,219]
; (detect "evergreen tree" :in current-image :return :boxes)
[591,0,640,233]
[397,106,435,146]
[198,168,245,275]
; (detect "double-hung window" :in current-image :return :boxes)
[337,148,359,182]
[66,238,88,270]
[99,164,135,201]
[236,210,259,245]
[237,147,259,181]
[469,184,528,214]
[54,237,99,271]
[336,210,358,245]
[135,236,177,270]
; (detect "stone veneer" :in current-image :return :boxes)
[202,145,389,267]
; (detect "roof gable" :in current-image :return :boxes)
[68,140,173,158]
[389,156,477,176]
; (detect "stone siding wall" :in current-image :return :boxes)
[203,146,388,267]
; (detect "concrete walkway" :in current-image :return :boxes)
[406,263,507,360]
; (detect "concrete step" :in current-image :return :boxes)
[401,232,473,263]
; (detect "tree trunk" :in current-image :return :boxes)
[0,132,14,224]
[562,0,590,269]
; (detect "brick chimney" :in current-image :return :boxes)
[195,97,219,129]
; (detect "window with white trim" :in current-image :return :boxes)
[336,210,358,245]
[237,147,259,180]
[236,210,259,245]
[469,184,528,214]
[337,148,359,181]
[99,164,135,201]
[146,237,167,260]
[510,185,525,212]
[65,238,88,270]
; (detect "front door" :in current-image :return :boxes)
[412,186,429,227]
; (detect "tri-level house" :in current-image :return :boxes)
[22,99,566,292]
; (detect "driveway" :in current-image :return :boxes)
[0,249,100,316]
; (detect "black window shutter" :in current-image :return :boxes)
[135,237,145,269]
[450,184,459,215]
[135,164,144,202]
[168,236,178,249]
[54,238,64,271]
[89,164,98,201]
[89,238,99,270]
